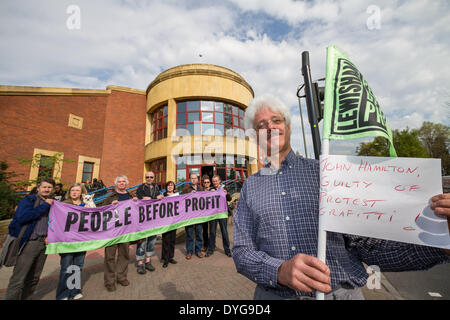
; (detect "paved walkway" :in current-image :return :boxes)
[0,223,256,300]
[0,222,401,300]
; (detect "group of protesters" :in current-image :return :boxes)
[4,93,449,302]
[182,173,233,260]
[101,171,233,293]
[1,170,233,300]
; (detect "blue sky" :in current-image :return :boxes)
[1,0,449,156]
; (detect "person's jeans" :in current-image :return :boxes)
[202,222,209,249]
[56,252,86,300]
[208,218,230,254]
[185,224,203,255]
[136,236,156,262]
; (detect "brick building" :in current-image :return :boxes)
[0,64,257,190]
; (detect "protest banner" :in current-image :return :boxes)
[45,190,228,254]
[319,155,450,249]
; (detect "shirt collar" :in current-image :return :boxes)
[282,150,297,167]
[263,150,297,169]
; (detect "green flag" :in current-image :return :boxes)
[322,45,397,157]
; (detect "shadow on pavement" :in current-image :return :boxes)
[32,261,104,300]
[158,282,195,300]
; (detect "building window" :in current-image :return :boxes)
[37,156,55,181]
[175,154,248,186]
[176,100,245,137]
[176,157,187,183]
[152,105,168,142]
[148,158,166,187]
[81,162,94,183]
[76,155,100,185]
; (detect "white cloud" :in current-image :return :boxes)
[228,0,340,25]
[0,0,449,156]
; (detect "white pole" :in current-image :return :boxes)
[316,138,329,300]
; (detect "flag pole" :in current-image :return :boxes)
[296,86,309,159]
[301,51,321,160]
[301,51,328,300]
[316,138,329,300]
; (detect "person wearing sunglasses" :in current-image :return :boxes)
[135,172,164,275]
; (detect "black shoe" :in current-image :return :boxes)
[226,252,232,257]
[168,258,177,264]
[137,264,146,275]
[205,252,214,257]
[145,261,155,272]
[163,262,168,268]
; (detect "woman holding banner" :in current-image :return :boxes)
[56,183,92,300]
[161,181,179,268]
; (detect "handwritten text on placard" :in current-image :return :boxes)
[319,155,450,249]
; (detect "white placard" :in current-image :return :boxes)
[319,155,450,249]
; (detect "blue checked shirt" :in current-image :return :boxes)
[232,150,449,298]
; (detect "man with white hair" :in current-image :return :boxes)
[232,94,450,300]
[103,175,137,292]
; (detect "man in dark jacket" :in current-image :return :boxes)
[206,175,232,258]
[136,172,163,200]
[5,178,55,300]
[134,171,164,275]
[182,173,204,259]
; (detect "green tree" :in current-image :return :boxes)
[0,161,21,220]
[418,121,450,175]
[393,128,429,158]
[356,136,389,157]
[356,128,429,158]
